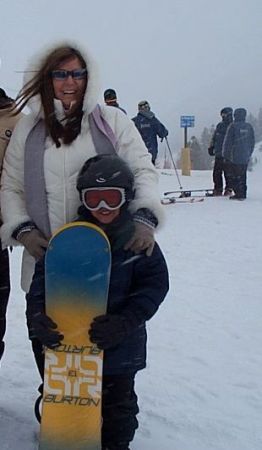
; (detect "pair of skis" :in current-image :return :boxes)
[161,188,214,205]
[164,188,214,197]
[161,197,205,205]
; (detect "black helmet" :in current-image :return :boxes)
[77,154,135,203]
[220,107,233,116]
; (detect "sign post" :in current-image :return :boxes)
[180,115,195,176]
[180,115,195,147]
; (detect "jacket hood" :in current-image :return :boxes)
[23,40,100,118]
[234,108,247,121]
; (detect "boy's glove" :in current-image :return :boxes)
[29,312,64,349]
[18,229,48,260]
[89,314,139,350]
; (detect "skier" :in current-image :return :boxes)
[104,88,127,114]
[0,42,164,298]
[222,108,255,200]
[0,88,23,361]
[208,107,233,196]
[26,154,169,450]
[132,100,168,165]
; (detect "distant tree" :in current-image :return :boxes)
[246,113,258,141]
[199,127,213,169]
[189,136,202,169]
[256,108,262,142]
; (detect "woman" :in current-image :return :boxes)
[0,41,164,293]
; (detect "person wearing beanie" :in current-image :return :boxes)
[26,154,169,450]
[0,88,23,362]
[104,88,126,114]
[222,108,255,200]
[132,101,168,165]
[208,107,233,196]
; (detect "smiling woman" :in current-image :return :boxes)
[51,59,87,112]
[0,41,164,295]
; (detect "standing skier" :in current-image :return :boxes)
[208,107,233,196]
[26,154,169,450]
[132,100,168,165]
[223,108,255,200]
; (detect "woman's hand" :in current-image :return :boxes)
[18,229,48,259]
[124,222,155,256]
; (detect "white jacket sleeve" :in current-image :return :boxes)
[102,106,165,228]
[0,115,35,247]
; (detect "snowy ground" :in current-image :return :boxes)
[1,158,262,450]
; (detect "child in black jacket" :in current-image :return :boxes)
[26,154,169,450]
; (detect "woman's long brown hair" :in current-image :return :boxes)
[15,47,87,147]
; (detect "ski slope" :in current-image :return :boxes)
[0,157,262,450]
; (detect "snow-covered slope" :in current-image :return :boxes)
[0,165,262,450]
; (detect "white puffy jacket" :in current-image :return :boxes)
[0,41,164,292]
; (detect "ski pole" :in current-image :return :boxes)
[164,137,183,190]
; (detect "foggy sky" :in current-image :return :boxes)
[1,0,262,149]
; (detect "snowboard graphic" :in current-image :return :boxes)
[39,221,111,450]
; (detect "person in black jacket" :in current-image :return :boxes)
[208,107,233,196]
[104,88,127,114]
[26,154,169,450]
[223,108,255,200]
[132,100,168,165]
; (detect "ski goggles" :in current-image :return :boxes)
[81,187,126,211]
[51,68,87,80]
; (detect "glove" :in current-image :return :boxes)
[28,312,64,349]
[18,229,48,260]
[89,314,139,350]
[124,222,155,256]
[208,146,214,156]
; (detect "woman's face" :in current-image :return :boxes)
[52,56,87,112]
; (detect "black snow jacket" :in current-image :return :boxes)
[209,116,232,157]
[26,214,169,375]
[222,109,255,164]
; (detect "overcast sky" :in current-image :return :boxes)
[1,0,262,148]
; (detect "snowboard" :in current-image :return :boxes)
[39,221,111,450]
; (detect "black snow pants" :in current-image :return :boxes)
[213,157,232,193]
[0,243,10,360]
[31,338,139,450]
[228,162,248,198]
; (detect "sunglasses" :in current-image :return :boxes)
[82,187,126,211]
[51,68,87,80]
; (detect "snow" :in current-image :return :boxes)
[1,157,262,450]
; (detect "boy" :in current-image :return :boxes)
[26,154,169,450]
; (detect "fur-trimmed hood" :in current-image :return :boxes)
[23,40,100,118]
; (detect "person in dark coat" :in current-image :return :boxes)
[223,108,255,200]
[208,107,233,196]
[132,100,168,165]
[104,88,127,114]
[26,154,169,450]
[0,88,23,361]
